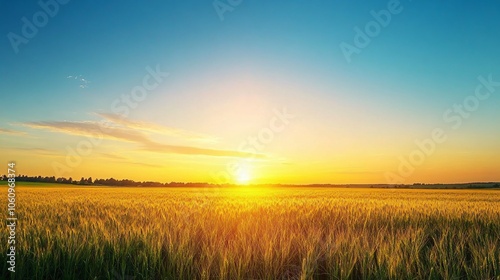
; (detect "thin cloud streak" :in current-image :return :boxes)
[142,142,266,158]
[98,152,128,160]
[130,162,163,168]
[19,120,262,158]
[0,128,27,136]
[20,121,149,143]
[9,147,61,157]
[95,112,219,143]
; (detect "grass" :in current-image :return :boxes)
[1,184,499,279]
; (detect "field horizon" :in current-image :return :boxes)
[2,177,500,190]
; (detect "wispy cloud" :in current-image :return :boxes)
[331,170,383,175]
[20,121,149,143]
[98,152,128,160]
[9,147,61,157]
[67,75,90,89]
[95,112,218,143]
[131,162,163,168]
[141,141,266,158]
[0,128,27,136]
[98,153,163,168]
[19,120,263,159]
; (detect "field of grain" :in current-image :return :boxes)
[1,184,499,279]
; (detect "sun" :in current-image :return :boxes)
[235,167,252,185]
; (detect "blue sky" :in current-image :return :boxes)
[1,0,499,183]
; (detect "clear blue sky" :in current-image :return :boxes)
[1,0,499,183]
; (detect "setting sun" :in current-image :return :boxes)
[235,166,252,185]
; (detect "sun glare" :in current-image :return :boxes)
[236,167,252,185]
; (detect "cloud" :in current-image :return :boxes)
[331,170,383,175]
[67,75,90,89]
[94,112,218,143]
[97,153,163,167]
[97,153,161,167]
[131,162,163,168]
[19,120,263,159]
[0,128,27,136]
[9,147,61,157]
[20,121,149,143]
[141,141,265,158]
[98,152,128,160]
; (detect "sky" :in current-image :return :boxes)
[1,0,499,184]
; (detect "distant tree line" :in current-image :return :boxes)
[1,174,211,187]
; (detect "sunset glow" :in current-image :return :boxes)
[1,1,499,185]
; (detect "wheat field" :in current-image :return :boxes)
[1,184,499,279]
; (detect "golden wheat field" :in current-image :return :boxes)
[1,184,500,279]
